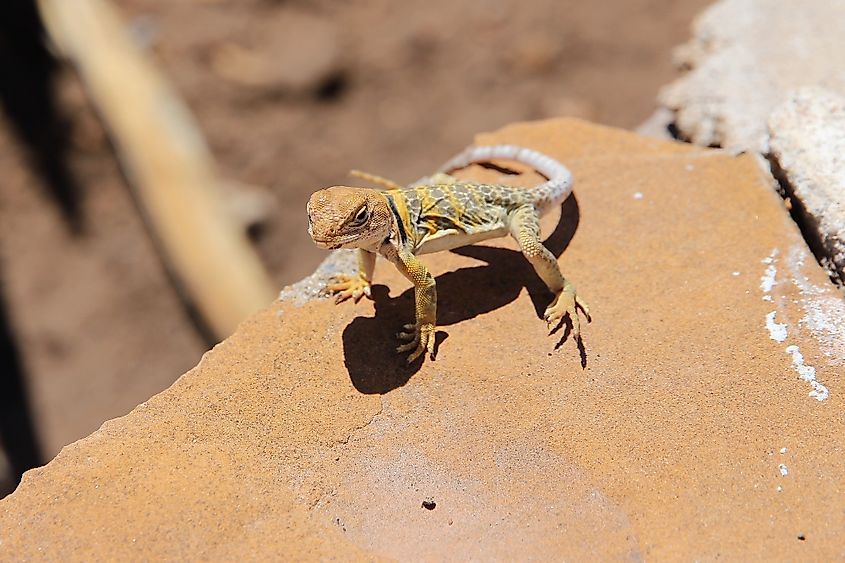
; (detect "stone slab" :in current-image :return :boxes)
[768,87,845,284]
[659,0,845,154]
[2,119,844,560]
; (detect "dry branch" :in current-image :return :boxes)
[37,0,276,340]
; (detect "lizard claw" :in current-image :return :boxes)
[544,287,591,342]
[325,273,372,304]
[396,322,436,362]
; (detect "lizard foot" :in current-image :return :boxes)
[544,286,591,342]
[396,322,436,363]
[325,273,372,304]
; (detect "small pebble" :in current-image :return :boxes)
[422,497,436,510]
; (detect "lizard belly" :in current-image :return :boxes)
[415,226,509,255]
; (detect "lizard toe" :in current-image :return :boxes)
[334,291,352,304]
[324,273,371,305]
[544,288,590,343]
[326,274,353,288]
[425,333,436,360]
[397,338,420,354]
[397,323,435,362]
[576,296,592,322]
[570,309,581,341]
[406,343,426,363]
[397,330,417,342]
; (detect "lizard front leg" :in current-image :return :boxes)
[393,252,437,362]
[325,249,376,304]
[510,205,591,342]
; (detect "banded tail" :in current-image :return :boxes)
[439,144,574,209]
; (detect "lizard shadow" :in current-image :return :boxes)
[343,195,581,394]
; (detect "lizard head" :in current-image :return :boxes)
[307,186,392,250]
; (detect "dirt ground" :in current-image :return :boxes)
[0,0,709,489]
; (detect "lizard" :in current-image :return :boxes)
[306,144,590,363]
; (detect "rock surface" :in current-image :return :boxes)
[768,87,845,285]
[2,119,844,560]
[659,0,845,154]
[634,107,674,140]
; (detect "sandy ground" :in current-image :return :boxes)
[0,0,709,488]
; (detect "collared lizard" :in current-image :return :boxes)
[307,144,590,362]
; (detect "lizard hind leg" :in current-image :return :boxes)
[509,205,591,342]
[408,172,459,188]
[348,169,403,191]
[427,172,459,185]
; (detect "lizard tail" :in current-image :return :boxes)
[439,144,573,208]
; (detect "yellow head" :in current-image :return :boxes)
[307,186,393,250]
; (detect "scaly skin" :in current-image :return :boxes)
[307,144,590,362]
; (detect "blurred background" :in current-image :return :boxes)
[0,0,709,496]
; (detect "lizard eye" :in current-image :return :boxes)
[349,205,369,227]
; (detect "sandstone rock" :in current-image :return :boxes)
[2,119,844,559]
[659,0,845,154]
[768,87,845,285]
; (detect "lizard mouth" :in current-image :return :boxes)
[311,238,339,249]
[311,236,356,250]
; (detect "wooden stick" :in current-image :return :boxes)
[38,0,276,340]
